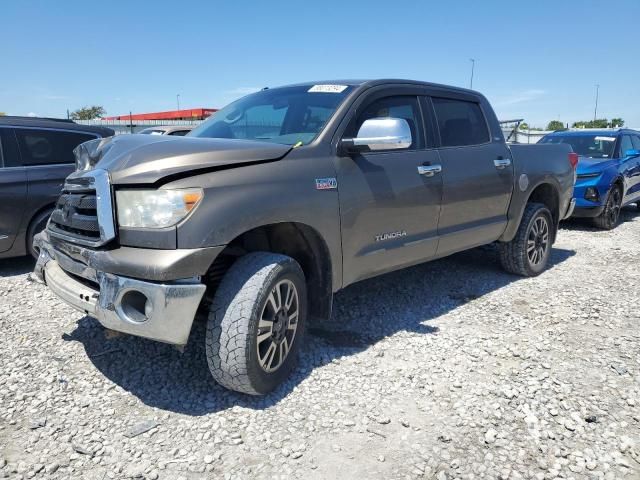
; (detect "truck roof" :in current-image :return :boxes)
[277,79,481,95]
[0,116,115,137]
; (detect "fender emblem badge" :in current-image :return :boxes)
[315,178,338,190]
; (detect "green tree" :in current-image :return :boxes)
[572,119,609,129]
[518,122,529,130]
[546,120,565,131]
[0,112,5,116]
[70,106,106,120]
[610,118,625,127]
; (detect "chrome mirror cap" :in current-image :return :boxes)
[352,117,412,151]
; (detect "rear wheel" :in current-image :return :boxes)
[205,252,307,395]
[593,186,622,230]
[27,209,53,259]
[498,202,554,277]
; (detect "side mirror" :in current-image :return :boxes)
[624,149,640,158]
[341,117,412,153]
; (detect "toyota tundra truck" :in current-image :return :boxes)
[34,80,576,395]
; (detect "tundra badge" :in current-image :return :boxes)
[375,231,407,242]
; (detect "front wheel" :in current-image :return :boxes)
[498,203,554,277]
[205,252,307,395]
[593,186,622,230]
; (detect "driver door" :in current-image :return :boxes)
[334,90,443,286]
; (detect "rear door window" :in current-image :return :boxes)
[14,128,97,166]
[631,135,640,150]
[432,97,490,147]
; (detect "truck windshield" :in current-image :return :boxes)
[540,134,616,159]
[189,85,351,146]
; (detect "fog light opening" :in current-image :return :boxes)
[584,187,600,202]
[120,290,152,323]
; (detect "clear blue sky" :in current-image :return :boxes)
[3,0,639,128]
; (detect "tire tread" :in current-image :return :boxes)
[498,202,551,277]
[205,252,304,395]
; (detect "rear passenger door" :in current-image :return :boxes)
[0,128,27,253]
[14,128,96,219]
[429,95,514,257]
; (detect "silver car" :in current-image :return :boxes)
[138,125,193,136]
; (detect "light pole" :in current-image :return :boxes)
[176,94,181,111]
[593,84,599,122]
[469,59,475,89]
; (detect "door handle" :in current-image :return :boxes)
[417,164,442,177]
[494,158,511,169]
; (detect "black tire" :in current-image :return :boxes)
[26,209,53,259]
[205,252,307,395]
[498,203,554,277]
[593,186,622,230]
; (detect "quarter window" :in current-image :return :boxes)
[632,136,640,150]
[351,96,424,150]
[14,129,96,166]
[432,97,490,147]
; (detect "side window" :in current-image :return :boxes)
[618,135,634,158]
[630,135,640,151]
[14,129,97,166]
[432,97,490,147]
[168,130,190,136]
[0,129,20,167]
[351,96,424,150]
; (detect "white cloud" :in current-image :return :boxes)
[41,94,69,100]
[494,89,546,107]
[27,112,38,117]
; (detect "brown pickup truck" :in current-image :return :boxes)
[35,79,576,394]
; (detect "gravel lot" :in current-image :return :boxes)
[1,208,639,480]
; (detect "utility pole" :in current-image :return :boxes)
[469,59,475,89]
[593,84,600,122]
[176,94,181,111]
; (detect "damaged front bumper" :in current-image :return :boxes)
[34,232,208,345]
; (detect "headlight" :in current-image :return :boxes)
[116,188,203,229]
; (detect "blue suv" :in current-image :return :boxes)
[540,129,640,229]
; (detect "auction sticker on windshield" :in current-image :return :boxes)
[308,85,348,93]
[595,136,616,142]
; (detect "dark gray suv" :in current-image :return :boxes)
[0,117,114,259]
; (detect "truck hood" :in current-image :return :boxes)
[576,156,617,176]
[83,134,292,185]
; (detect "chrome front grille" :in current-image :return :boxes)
[48,169,116,247]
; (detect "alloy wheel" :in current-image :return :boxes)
[606,189,621,227]
[256,279,299,373]
[527,216,549,266]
